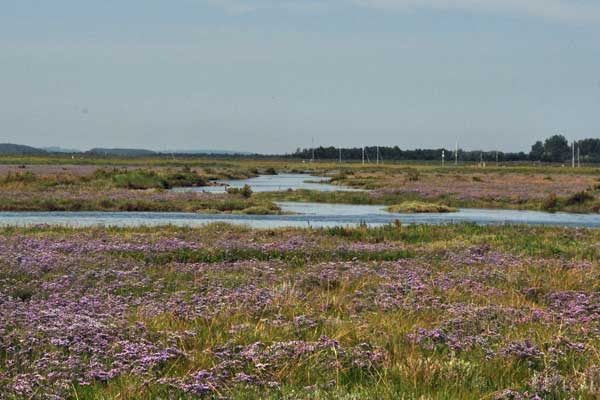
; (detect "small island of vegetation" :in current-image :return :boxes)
[386,201,457,213]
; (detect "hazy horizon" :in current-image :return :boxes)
[2,1,599,153]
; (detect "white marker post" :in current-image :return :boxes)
[455,140,458,166]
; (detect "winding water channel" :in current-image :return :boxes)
[1,174,599,228]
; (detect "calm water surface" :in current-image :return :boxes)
[173,173,360,193]
[1,203,600,228]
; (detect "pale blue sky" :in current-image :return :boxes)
[1,0,599,153]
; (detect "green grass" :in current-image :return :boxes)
[386,202,457,213]
[0,193,283,214]
[109,169,207,189]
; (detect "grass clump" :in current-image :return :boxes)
[227,184,253,198]
[2,171,37,184]
[111,169,207,190]
[386,201,457,213]
[541,193,559,212]
[11,286,34,302]
[405,168,420,181]
[112,170,170,189]
[239,205,281,215]
[164,170,207,187]
[565,190,594,206]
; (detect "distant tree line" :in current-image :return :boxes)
[291,135,600,163]
[291,146,525,163]
[529,135,600,163]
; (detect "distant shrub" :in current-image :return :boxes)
[264,167,277,175]
[165,170,207,187]
[40,199,61,211]
[94,168,124,180]
[227,184,253,198]
[406,168,420,181]
[541,193,559,212]
[99,199,115,209]
[69,200,84,211]
[112,170,169,190]
[12,287,34,302]
[565,191,594,206]
[240,184,253,198]
[472,176,484,182]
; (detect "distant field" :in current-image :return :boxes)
[1,156,599,213]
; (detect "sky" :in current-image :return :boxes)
[1,1,599,153]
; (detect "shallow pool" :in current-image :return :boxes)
[172,173,360,193]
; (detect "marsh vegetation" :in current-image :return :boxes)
[1,157,600,214]
[2,223,600,398]
[2,156,600,398]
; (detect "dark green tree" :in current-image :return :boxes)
[579,139,600,161]
[544,135,570,162]
[529,141,544,160]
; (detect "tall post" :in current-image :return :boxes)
[362,147,365,165]
[572,141,575,168]
[339,148,342,164]
[455,141,458,166]
[442,150,445,167]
